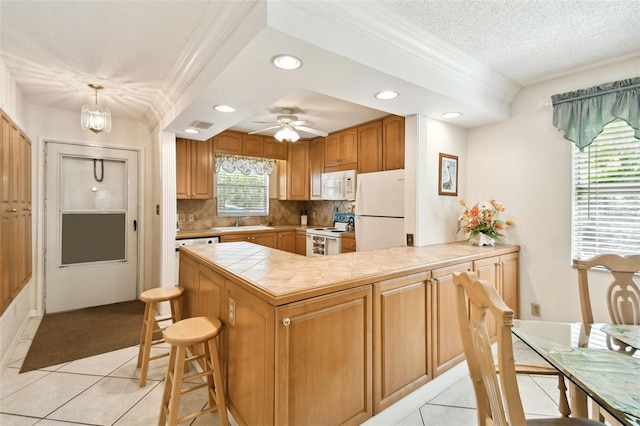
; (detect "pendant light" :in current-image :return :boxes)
[81,84,112,133]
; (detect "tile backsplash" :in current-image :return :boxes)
[177,198,352,231]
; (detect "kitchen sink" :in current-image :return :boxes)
[210,225,274,232]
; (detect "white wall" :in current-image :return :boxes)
[466,57,640,321]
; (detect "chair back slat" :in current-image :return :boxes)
[573,254,640,325]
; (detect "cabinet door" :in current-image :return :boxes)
[342,234,356,253]
[197,264,224,319]
[225,281,275,426]
[275,286,372,426]
[383,115,405,170]
[358,121,383,174]
[374,273,431,412]
[295,231,307,256]
[213,130,243,155]
[264,138,288,160]
[286,140,309,200]
[242,134,264,157]
[220,234,251,243]
[340,128,358,167]
[499,252,519,317]
[473,257,500,339]
[277,231,296,253]
[175,138,191,199]
[309,137,324,200]
[251,232,277,248]
[190,138,213,199]
[431,262,472,377]
[324,133,341,168]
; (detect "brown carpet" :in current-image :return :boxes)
[20,300,149,373]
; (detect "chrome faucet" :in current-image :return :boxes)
[235,216,250,227]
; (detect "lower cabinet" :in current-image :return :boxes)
[373,273,431,412]
[295,230,307,256]
[220,232,277,248]
[277,231,295,253]
[275,286,373,426]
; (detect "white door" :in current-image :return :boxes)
[45,142,139,313]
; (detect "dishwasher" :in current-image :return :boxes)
[175,237,219,283]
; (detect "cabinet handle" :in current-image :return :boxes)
[282,318,291,326]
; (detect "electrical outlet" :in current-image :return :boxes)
[531,303,541,317]
[228,297,236,327]
[188,214,194,222]
[406,233,414,247]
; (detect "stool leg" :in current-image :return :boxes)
[166,345,187,426]
[170,297,181,323]
[207,338,229,426]
[138,301,157,387]
[137,301,151,368]
[158,345,177,426]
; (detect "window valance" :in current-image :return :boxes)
[551,77,640,151]
[214,154,276,176]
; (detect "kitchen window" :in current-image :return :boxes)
[572,119,640,259]
[215,154,274,217]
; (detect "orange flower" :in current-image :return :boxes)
[496,203,505,212]
[470,206,480,217]
[496,223,504,230]
[459,199,466,206]
[506,220,515,226]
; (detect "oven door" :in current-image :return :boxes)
[306,234,341,257]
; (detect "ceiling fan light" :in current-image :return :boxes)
[272,54,302,70]
[274,129,285,142]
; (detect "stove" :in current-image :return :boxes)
[305,212,354,256]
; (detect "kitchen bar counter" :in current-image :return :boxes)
[179,241,520,425]
[182,240,517,305]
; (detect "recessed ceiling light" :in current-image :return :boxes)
[375,91,399,100]
[214,105,236,113]
[272,54,302,70]
[184,128,200,134]
[441,112,462,119]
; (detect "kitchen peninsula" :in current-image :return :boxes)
[179,241,520,426]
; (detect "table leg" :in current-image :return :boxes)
[569,383,588,418]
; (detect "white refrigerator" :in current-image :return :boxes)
[355,169,405,251]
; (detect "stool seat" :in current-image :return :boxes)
[163,317,222,346]
[140,286,183,303]
[137,286,184,387]
[159,316,229,426]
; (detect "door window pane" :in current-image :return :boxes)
[61,213,126,265]
[60,156,126,210]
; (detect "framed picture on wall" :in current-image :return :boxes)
[438,153,458,196]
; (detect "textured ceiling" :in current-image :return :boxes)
[1,0,638,136]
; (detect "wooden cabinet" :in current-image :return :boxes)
[278,140,309,201]
[309,137,324,200]
[220,232,278,249]
[373,273,431,412]
[275,286,373,425]
[382,115,405,170]
[430,262,472,377]
[325,128,357,171]
[295,230,307,256]
[277,231,296,253]
[474,252,519,316]
[357,121,383,174]
[213,130,243,155]
[1,111,32,315]
[342,233,356,253]
[264,137,288,160]
[242,134,264,157]
[176,138,213,199]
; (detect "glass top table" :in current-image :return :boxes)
[512,320,640,426]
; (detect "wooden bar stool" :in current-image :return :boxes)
[159,317,229,426]
[137,286,184,387]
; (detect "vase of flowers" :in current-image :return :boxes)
[458,199,514,246]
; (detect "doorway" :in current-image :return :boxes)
[44,141,139,313]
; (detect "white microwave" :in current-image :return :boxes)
[321,170,357,200]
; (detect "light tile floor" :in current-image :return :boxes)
[1,316,566,426]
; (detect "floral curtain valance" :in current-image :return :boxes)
[214,154,276,176]
[551,77,640,151]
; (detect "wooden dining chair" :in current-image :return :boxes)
[572,253,640,422]
[453,271,603,426]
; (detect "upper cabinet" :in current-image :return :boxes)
[382,115,405,171]
[264,138,288,160]
[357,121,383,174]
[279,140,310,201]
[242,134,264,157]
[213,130,243,155]
[325,128,357,172]
[176,138,214,200]
[309,137,324,200]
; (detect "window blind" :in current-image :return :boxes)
[216,170,269,217]
[572,119,640,260]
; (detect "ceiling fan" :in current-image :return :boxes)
[249,108,328,142]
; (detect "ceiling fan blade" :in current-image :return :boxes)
[295,125,328,137]
[252,120,279,124]
[249,125,281,134]
[291,120,314,126]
